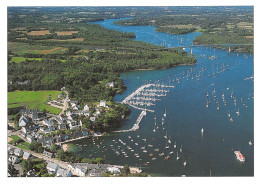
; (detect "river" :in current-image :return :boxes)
[67,18,254,176]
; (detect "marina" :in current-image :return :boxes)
[67,18,254,176]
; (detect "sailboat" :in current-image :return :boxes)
[201,128,204,135]
[168,137,171,144]
[206,100,209,108]
[164,108,167,117]
[228,111,231,117]
[174,141,176,148]
[165,141,169,149]
[180,144,183,153]
[162,118,165,125]
[183,161,187,167]
[176,151,180,160]
[164,131,168,139]
[236,108,240,116]
[249,140,252,146]
[207,92,209,97]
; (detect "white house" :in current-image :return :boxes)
[56,168,72,177]
[100,100,106,107]
[42,119,54,127]
[75,166,86,176]
[106,82,115,88]
[26,134,35,143]
[107,167,121,174]
[14,148,23,157]
[23,152,32,160]
[83,104,89,112]
[18,115,29,127]
[90,117,96,122]
[46,162,59,174]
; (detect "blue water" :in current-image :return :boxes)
[70,18,253,176]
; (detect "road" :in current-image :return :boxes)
[59,91,69,117]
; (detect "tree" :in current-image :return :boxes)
[56,149,64,160]
[122,164,130,175]
[21,160,33,173]
[50,144,60,153]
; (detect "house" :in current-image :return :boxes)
[93,132,102,136]
[88,169,103,177]
[90,117,96,122]
[20,109,39,121]
[75,166,87,176]
[26,169,39,177]
[68,121,80,130]
[8,155,20,164]
[58,123,66,130]
[61,134,69,141]
[53,135,61,142]
[106,82,115,88]
[26,134,35,143]
[56,168,72,177]
[107,167,121,174]
[94,110,101,116]
[70,101,80,110]
[21,127,28,134]
[40,127,51,134]
[42,119,54,127]
[46,162,59,174]
[43,150,53,158]
[23,152,32,160]
[14,148,23,157]
[82,131,89,136]
[18,115,29,127]
[99,100,106,107]
[83,104,89,112]
[66,111,72,116]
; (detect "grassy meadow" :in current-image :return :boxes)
[8,90,62,115]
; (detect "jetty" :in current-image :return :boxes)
[113,110,147,133]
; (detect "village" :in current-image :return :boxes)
[7,84,141,177]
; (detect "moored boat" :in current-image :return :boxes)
[234,151,245,162]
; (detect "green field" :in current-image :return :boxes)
[8,42,67,55]
[17,142,31,150]
[8,90,62,114]
[9,57,67,63]
[8,135,22,144]
[10,57,42,63]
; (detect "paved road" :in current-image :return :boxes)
[59,91,69,117]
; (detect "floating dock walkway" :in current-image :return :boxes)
[113,110,147,133]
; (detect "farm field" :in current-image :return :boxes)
[10,57,42,63]
[8,42,67,55]
[8,90,62,115]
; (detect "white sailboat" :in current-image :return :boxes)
[236,108,240,116]
[164,108,167,117]
[201,128,204,135]
[165,141,169,149]
[176,151,180,160]
[162,118,165,125]
[183,161,187,167]
[168,137,171,144]
[164,131,168,139]
[249,140,252,146]
[174,141,177,148]
[180,144,183,153]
